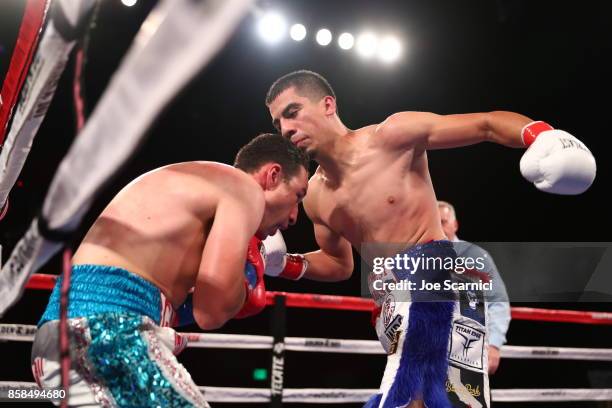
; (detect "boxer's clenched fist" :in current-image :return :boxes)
[520,121,596,195]
[262,230,308,280]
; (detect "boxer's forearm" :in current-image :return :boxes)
[193,277,245,329]
[484,111,532,148]
[303,250,354,281]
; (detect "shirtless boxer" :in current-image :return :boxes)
[264,70,596,407]
[31,133,309,407]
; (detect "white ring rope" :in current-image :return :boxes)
[501,345,612,361]
[492,388,612,402]
[1,324,611,361]
[2,382,611,403]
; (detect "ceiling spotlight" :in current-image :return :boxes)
[378,36,402,63]
[290,23,307,41]
[316,29,332,46]
[257,12,286,44]
[121,0,137,6]
[356,32,378,58]
[338,33,354,50]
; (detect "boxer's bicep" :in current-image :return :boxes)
[376,111,491,150]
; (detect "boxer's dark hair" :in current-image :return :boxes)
[266,70,335,105]
[234,133,310,180]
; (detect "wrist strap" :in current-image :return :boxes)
[521,121,554,146]
[282,254,308,280]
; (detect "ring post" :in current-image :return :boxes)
[270,294,286,408]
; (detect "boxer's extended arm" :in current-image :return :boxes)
[379,111,596,194]
[193,196,263,329]
[376,111,532,149]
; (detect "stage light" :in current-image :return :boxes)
[290,24,307,41]
[121,0,137,6]
[338,33,354,50]
[258,12,286,44]
[378,36,402,63]
[356,32,378,58]
[316,29,332,46]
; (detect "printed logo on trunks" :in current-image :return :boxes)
[466,290,478,310]
[445,380,481,397]
[160,295,175,328]
[384,314,403,354]
[382,294,395,327]
[449,322,485,370]
[388,329,402,355]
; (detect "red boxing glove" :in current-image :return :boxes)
[234,236,267,319]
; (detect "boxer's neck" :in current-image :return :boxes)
[313,127,355,183]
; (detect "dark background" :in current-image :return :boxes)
[1,0,611,406]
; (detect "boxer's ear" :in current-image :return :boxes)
[265,163,283,190]
[322,95,336,116]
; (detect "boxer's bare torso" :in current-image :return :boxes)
[268,84,529,283]
[73,161,262,307]
[305,125,444,257]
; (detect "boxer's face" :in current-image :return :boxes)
[439,206,458,240]
[268,87,332,156]
[258,165,308,238]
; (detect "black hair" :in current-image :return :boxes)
[265,70,335,105]
[234,133,310,179]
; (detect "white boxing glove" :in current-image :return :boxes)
[262,230,308,280]
[520,121,596,195]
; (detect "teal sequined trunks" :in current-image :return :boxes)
[32,265,209,407]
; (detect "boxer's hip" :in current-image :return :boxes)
[33,265,202,405]
[38,264,167,327]
[372,240,490,407]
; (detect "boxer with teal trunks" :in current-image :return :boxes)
[33,264,208,407]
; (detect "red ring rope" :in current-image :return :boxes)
[0,0,49,143]
[24,273,612,325]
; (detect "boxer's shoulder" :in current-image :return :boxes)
[154,161,263,213]
[174,161,261,194]
[131,161,243,187]
[161,160,244,179]
[372,111,434,148]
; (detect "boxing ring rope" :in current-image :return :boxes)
[0,0,50,221]
[2,381,612,403]
[1,274,611,403]
[23,273,612,324]
[3,322,612,361]
[0,0,88,220]
[0,0,255,317]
